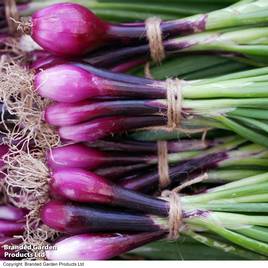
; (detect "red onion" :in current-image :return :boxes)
[31,3,108,56]
[50,168,168,216]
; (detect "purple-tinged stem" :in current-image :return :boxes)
[58,116,166,142]
[89,139,216,153]
[41,201,167,234]
[111,58,146,73]
[32,54,145,73]
[50,168,169,216]
[82,40,186,68]
[44,100,161,127]
[95,164,151,181]
[105,16,207,42]
[46,232,165,260]
[47,143,155,170]
[74,62,153,85]
[120,152,227,192]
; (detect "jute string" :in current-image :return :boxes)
[157,78,183,188]
[4,0,19,34]
[162,173,208,240]
[145,17,165,64]
[157,141,170,189]
[166,191,182,240]
[156,78,208,238]
[143,48,207,239]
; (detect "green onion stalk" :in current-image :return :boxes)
[180,172,268,258]
[17,0,236,22]
[130,55,250,80]
[127,235,250,260]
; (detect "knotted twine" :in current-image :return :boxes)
[157,78,208,239]
[4,0,20,34]
[145,17,166,64]
[162,173,208,240]
[144,20,185,189]
[157,78,183,189]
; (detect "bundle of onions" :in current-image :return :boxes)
[35,63,268,147]
[41,171,268,260]
[2,1,247,75]
[24,1,268,56]
[3,0,268,262]
[47,138,268,192]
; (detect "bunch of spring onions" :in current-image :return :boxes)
[41,170,268,260]
[3,0,268,262]
[23,1,268,57]
[33,62,268,147]
[1,0,242,72]
[1,0,257,79]
[17,0,268,82]
[47,136,268,192]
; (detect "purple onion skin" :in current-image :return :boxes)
[47,144,106,170]
[58,116,165,142]
[0,220,25,236]
[35,64,165,103]
[50,168,168,216]
[47,144,153,170]
[46,232,165,260]
[35,64,106,103]
[0,205,26,222]
[50,168,114,204]
[31,3,108,56]
[45,100,160,126]
[41,201,166,234]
